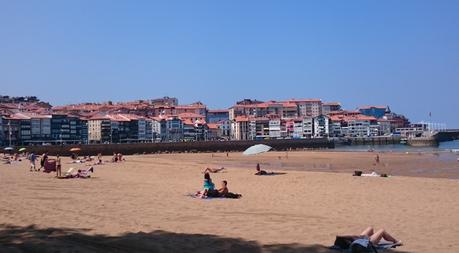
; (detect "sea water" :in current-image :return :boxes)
[334,140,459,153]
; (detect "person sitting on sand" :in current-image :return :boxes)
[203,167,225,173]
[97,153,103,164]
[335,227,402,251]
[255,164,273,175]
[200,180,242,199]
[112,153,118,163]
[195,173,215,198]
[206,180,229,198]
[218,180,229,196]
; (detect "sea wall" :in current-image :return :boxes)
[346,136,402,145]
[22,138,334,156]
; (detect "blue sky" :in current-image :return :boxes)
[1,1,458,127]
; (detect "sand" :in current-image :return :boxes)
[1,151,459,253]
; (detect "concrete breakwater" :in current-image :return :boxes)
[338,136,402,146]
[22,138,334,156]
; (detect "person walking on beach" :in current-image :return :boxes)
[56,155,62,177]
[375,154,380,164]
[29,152,37,172]
[39,153,48,171]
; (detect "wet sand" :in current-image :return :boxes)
[1,151,458,253]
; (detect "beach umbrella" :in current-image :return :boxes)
[69,147,81,152]
[4,147,13,151]
[243,144,272,156]
[19,147,26,152]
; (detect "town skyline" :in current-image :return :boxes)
[0,94,418,146]
[0,93,448,128]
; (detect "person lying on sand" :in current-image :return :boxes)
[60,167,94,179]
[335,227,403,251]
[203,167,225,173]
[255,164,273,175]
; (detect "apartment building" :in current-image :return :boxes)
[302,118,313,138]
[231,116,250,140]
[359,106,387,118]
[313,115,330,138]
[292,99,322,117]
[207,109,229,123]
[88,117,112,143]
[322,102,342,115]
[269,119,281,139]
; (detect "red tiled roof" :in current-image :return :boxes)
[283,98,322,103]
[177,112,205,118]
[207,123,219,129]
[235,116,249,122]
[323,102,341,106]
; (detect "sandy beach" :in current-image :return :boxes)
[1,151,459,253]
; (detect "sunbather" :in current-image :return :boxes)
[335,227,402,251]
[203,167,225,173]
[63,167,77,178]
[77,167,94,178]
[60,166,94,179]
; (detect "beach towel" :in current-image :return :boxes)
[64,168,76,177]
[361,172,379,177]
[187,192,242,200]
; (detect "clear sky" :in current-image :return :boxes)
[1,1,458,127]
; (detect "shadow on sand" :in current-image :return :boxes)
[0,224,411,253]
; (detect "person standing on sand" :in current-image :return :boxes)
[39,153,48,171]
[56,155,62,177]
[97,153,102,164]
[375,154,380,164]
[29,153,36,172]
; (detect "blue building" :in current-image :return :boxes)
[206,109,229,123]
[359,106,388,119]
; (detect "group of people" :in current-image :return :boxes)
[2,153,18,164]
[111,153,124,163]
[195,172,241,199]
[194,163,277,198]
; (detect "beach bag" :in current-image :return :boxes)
[349,238,377,253]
